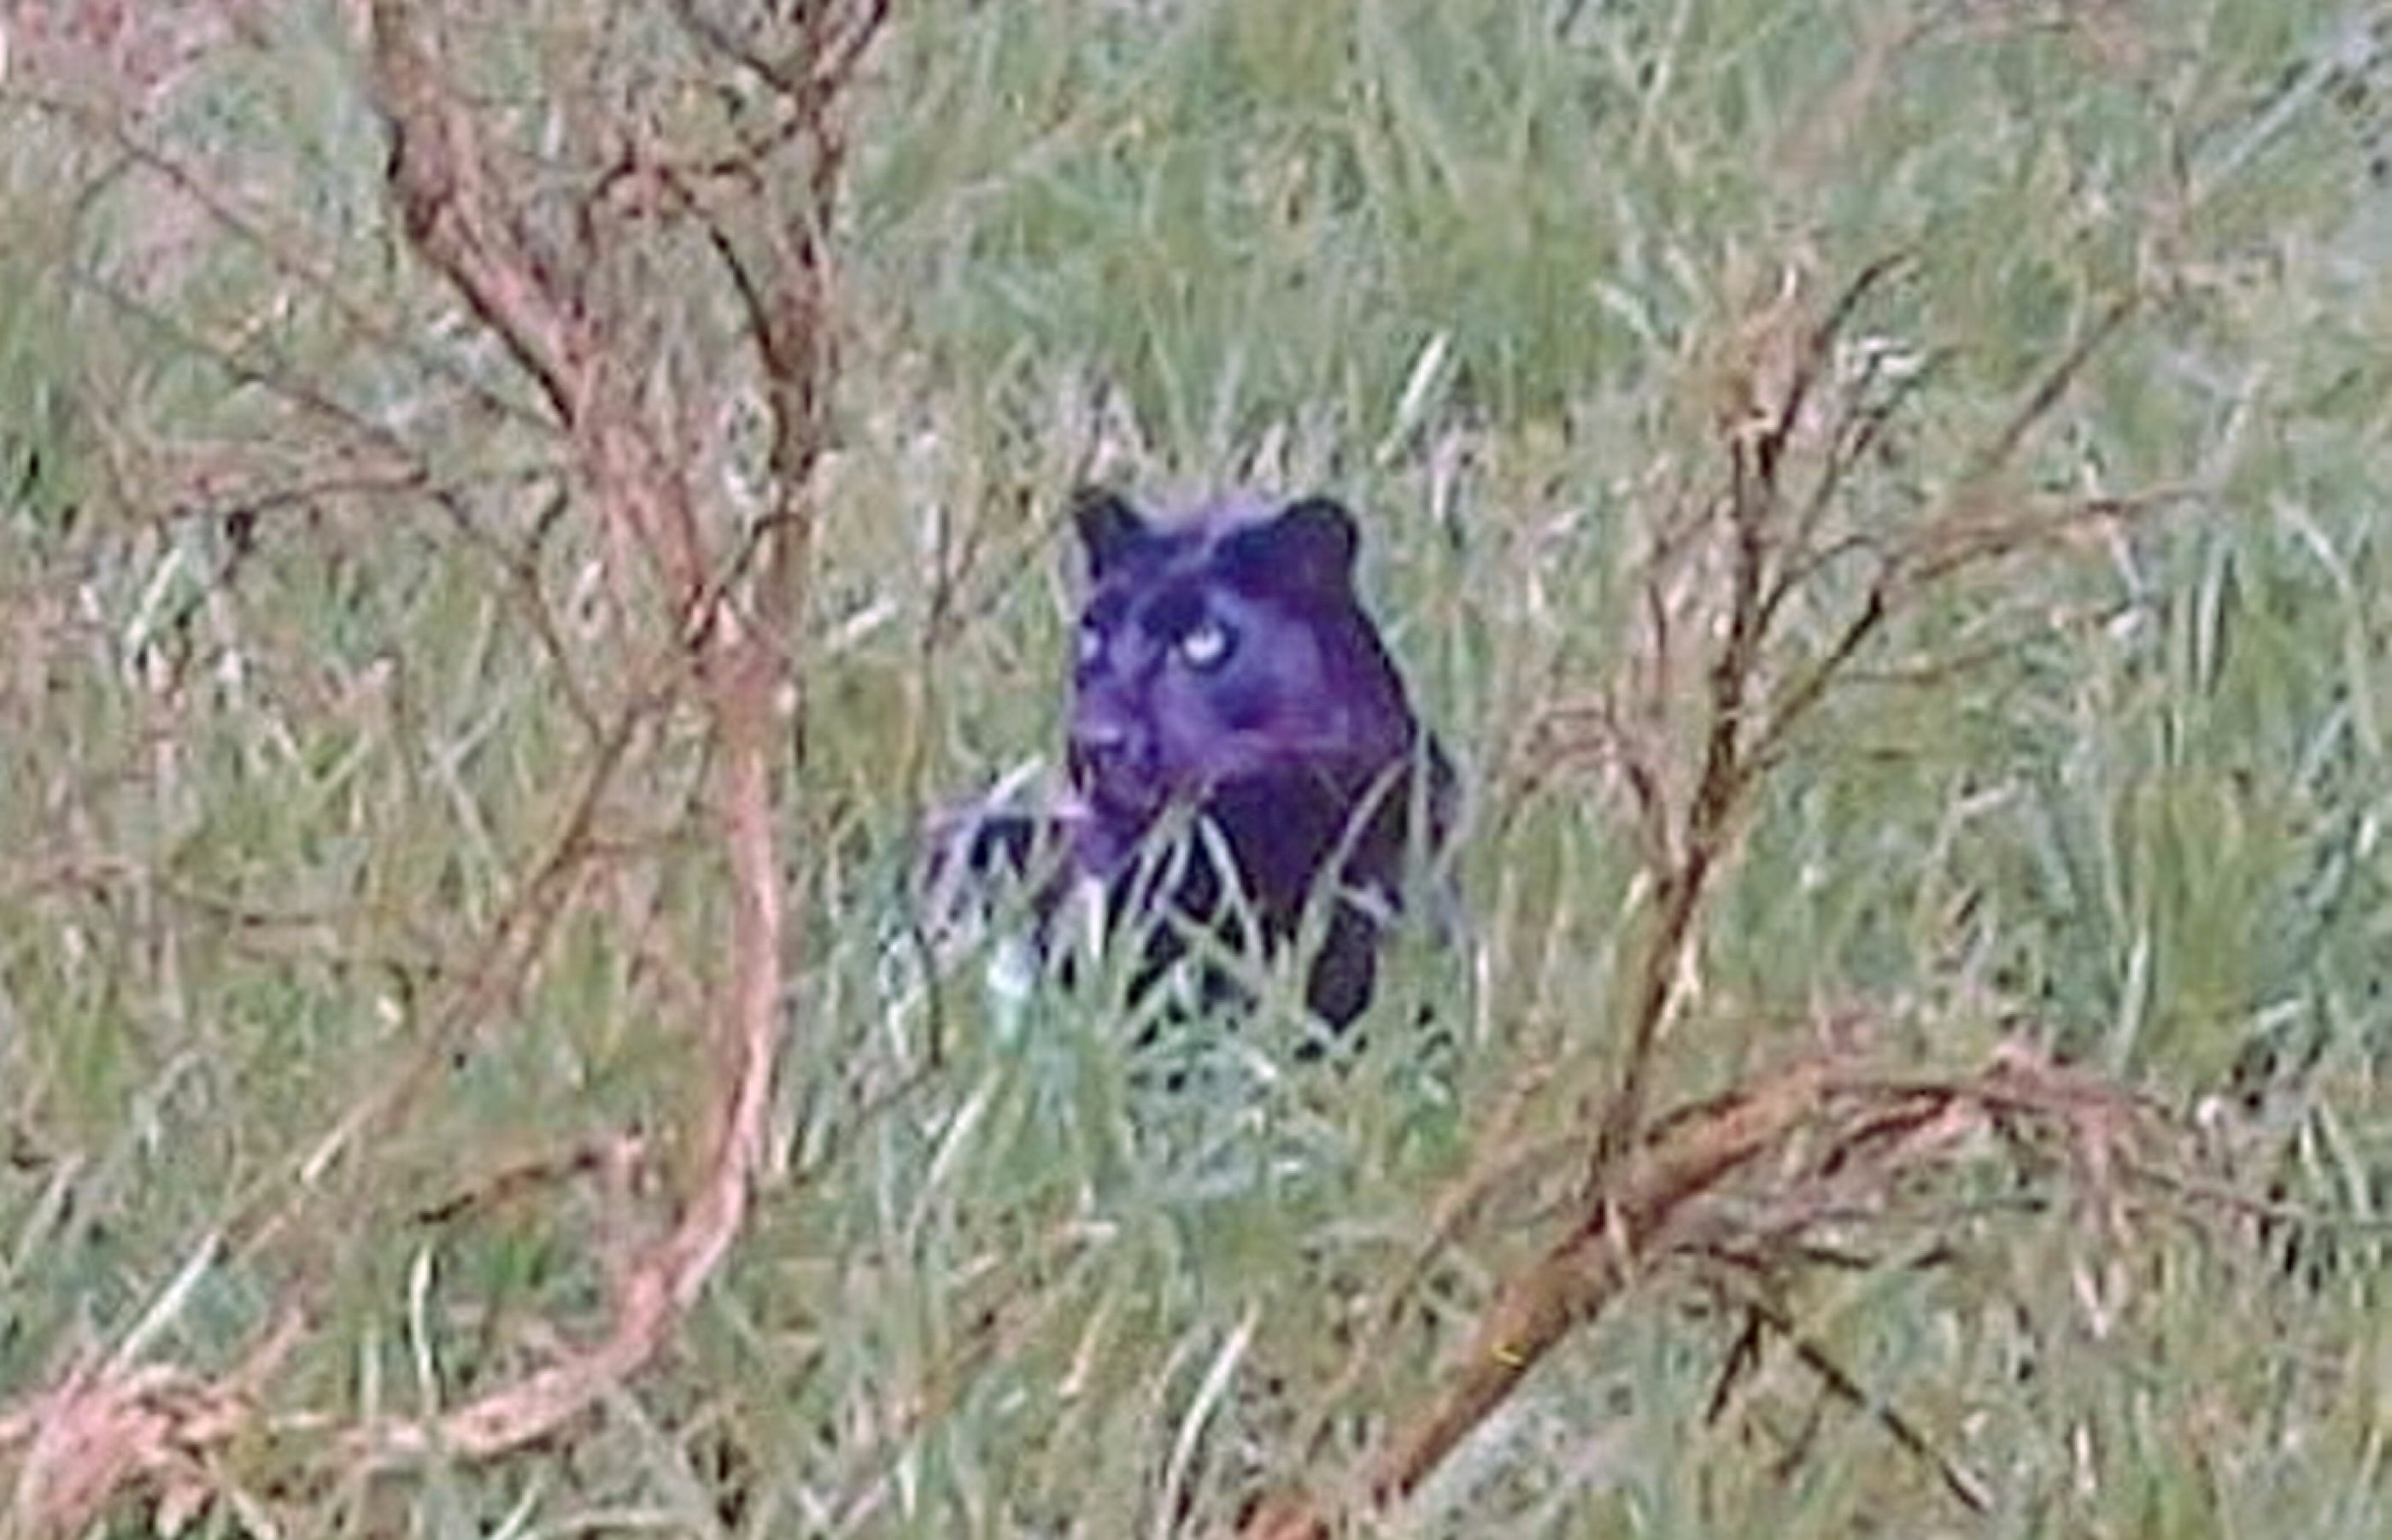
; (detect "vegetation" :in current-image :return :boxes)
[2,0,2387,1534]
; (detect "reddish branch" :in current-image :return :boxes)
[349,0,880,1464]
[1248,1044,2197,1537]
[1252,252,2156,1533]
[0,0,887,1522]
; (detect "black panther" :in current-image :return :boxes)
[926,486,1455,1033]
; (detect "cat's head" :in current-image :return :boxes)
[1064,488,1421,842]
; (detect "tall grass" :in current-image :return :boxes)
[3,0,2389,1534]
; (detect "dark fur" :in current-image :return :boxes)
[931,488,1454,1031]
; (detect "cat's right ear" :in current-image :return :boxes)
[1070,486,1148,577]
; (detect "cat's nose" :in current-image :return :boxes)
[1070,710,1159,811]
[1068,692,1148,757]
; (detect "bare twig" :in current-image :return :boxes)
[1258,241,2170,1531]
[1247,1043,2202,1537]
[1718,1288,1992,1515]
[327,0,879,1472]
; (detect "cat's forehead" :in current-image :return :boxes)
[1092,490,1283,577]
[1158,489,1282,532]
[1083,563,1236,633]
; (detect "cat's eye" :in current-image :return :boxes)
[1175,615,1234,671]
[1076,620,1106,668]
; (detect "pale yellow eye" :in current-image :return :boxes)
[1176,616,1234,670]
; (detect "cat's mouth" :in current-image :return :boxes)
[1071,750,1170,823]
[1073,733,1375,821]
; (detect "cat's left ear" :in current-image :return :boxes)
[1071,486,1151,577]
[1222,495,1360,596]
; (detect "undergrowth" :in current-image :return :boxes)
[2,1,2389,1535]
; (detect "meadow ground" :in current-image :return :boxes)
[3,1,2389,1534]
